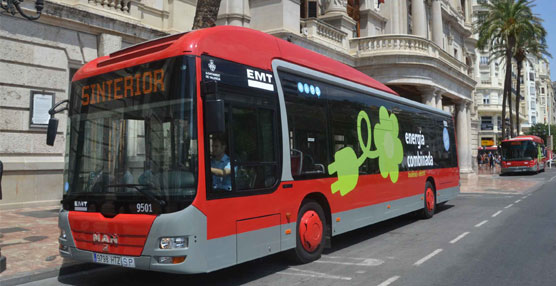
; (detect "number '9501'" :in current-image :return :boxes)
[136,203,153,213]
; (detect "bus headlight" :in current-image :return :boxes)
[159,237,188,249]
[60,228,67,239]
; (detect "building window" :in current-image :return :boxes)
[480,56,488,65]
[541,87,545,94]
[483,94,490,104]
[529,72,535,81]
[531,115,536,124]
[497,116,502,129]
[347,0,361,37]
[481,116,493,130]
[300,0,318,18]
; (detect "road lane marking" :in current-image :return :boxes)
[414,249,443,266]
[450,232,470,244]
[515,199,521,203]
[356,270,366,274]
[377,276,400,286]
[475,220,488,227]
[315,258,384,266]
[278,268,352,280]
[505,204,514,209]
[550,175,556,182]
[492,210,503,217]
[522,196,527,199]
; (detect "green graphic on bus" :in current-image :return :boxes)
[328,107,403,196]
[374,106,404,183]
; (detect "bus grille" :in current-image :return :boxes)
[68,212,156,256]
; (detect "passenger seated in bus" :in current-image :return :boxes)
[210,135,232,191]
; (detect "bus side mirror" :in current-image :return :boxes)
[46,118,59,146]
[205,100,225,134]
[45,99,68,146]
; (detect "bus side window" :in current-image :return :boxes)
[329,100,366,174]
[231,107,278,190]
[286,98,329,179]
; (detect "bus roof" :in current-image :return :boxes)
[73,26,397,95]
[502,135,544,144]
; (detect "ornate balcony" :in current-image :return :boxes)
[58,0,191,33]
[350,35,469,75]
[350,34,475,102]
[300,18,348,51]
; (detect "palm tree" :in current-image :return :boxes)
[476,0,537,139]
[513,21,550,136]
[192,0,222,29]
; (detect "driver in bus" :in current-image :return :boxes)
[210,135,232,191]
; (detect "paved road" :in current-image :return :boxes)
[20,168,556,286]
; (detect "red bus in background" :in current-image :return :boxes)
[501,135,547,174]
[47,26,460,274]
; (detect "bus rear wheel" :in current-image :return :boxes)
[292,200,325,264]
[421,182,436,219]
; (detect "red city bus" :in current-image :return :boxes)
[501,135,547,174]
[47,26,459,273]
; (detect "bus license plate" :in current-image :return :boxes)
[93,253,135,268]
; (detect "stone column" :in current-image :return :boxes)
[422,91,436,107]
[431,0,443,47]
[457,102,472,173]
[436,92,443,110]
[411,0,427,38]
[98,33,122,57]
[466,101,473,168]
[217,0,251,27]
[392,0,400,34]
[326,0,347,13]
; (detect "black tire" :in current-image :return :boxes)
[292,200,326,264]
[421,181,436,219]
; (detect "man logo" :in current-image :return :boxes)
[93,233,118,246]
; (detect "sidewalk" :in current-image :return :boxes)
[0,205,71,285]
[0,171,542,284]
[461,165,541,195]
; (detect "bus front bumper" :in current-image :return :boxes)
[501,165,537,173]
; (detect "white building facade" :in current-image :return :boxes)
[0,0,477,208]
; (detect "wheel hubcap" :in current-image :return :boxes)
[426,188,434,212]
[299,210,322,252]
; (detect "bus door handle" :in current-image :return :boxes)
[282,184,293,189]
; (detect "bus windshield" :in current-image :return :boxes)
[63,56,197,213]
[501,140,537,161]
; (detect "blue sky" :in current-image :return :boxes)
[531,0,555,81]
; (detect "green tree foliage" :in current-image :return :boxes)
[512,4,550,136]
[526,123,556,143]
[476,0,539,139]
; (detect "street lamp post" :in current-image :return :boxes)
[1,0,44,20]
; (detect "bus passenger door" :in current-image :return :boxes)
[203,80,282,265]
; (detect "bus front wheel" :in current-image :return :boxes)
[421,182,436,219]
[292,200,326,264]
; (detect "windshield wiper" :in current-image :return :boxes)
[106,184,167,207]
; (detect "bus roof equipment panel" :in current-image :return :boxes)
[74,26,396,96]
